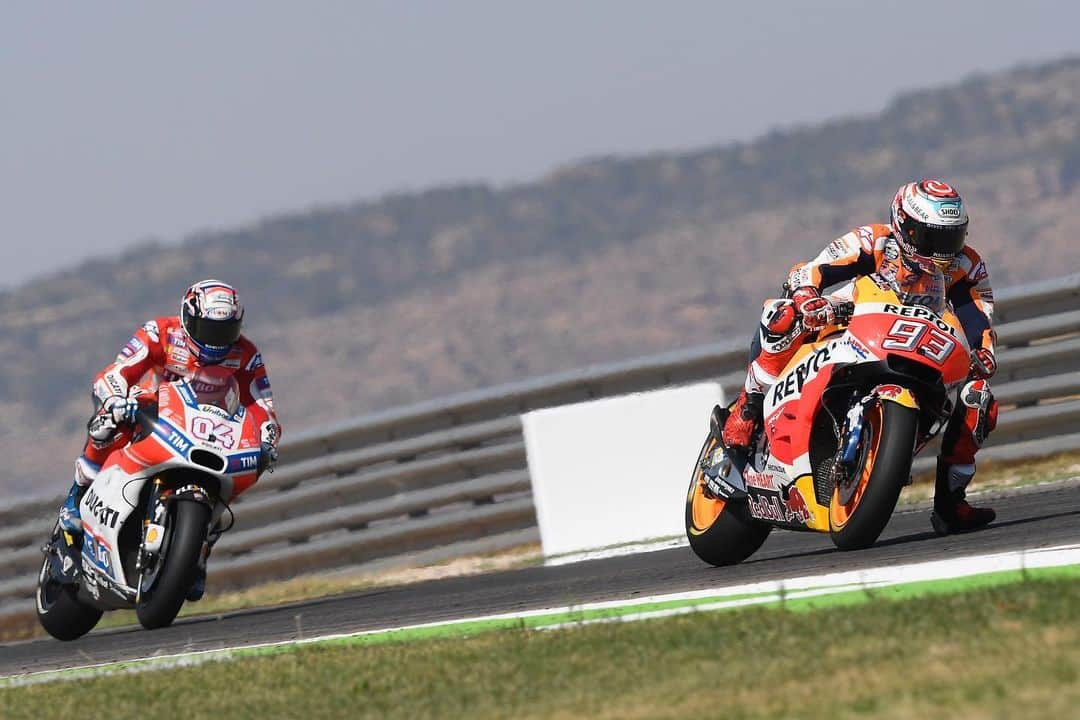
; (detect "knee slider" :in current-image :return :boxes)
[759,299,801,352]
[763,299,798,335]
[960,380,996,446]
[960,379,993,411]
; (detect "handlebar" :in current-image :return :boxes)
[132,405,160,438]
[833,300,855,324]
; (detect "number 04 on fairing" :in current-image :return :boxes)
[686,274,971,565]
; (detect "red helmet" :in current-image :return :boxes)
[180,280,244,364]
[890,179,969,267]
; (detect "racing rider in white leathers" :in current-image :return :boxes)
[721,180,998,535]
[57,279,282,599]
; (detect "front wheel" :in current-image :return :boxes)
[136,500,210,629]
[685,432,772,566]
[829,400,918,550]
[36,539,103,641]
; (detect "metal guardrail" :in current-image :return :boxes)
[2,273,1079,621]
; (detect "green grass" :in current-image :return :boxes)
[4,577,1078,720]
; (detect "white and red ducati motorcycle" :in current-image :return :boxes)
[37,367,267,640]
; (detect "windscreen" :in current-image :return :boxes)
[185,366,241,417]
[881,261,948,315]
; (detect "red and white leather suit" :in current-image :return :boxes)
[75,316,281,488]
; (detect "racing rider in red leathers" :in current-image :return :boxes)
[721,180,998,535]
[57,279,282,599]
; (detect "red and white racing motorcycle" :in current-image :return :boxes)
[37,367,268,640]
[686,273,972,565]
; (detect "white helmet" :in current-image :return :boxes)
[180,279,244,364]
[890,179,969,267]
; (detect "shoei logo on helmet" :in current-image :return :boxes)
[939,204,962,218]
[922,180,958,198]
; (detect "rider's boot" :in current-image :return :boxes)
[57,457,101,535]
[721,390,764,452]
[930,458,996,535]
[58,480,86,535]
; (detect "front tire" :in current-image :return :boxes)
[136,500,210,629]
[829,400,918,550]
[36,549,103,641]
[686,433,772,566]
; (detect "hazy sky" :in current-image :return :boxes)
[2,1,1077,288]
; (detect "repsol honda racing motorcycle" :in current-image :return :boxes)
[686,272,971,565]
[37,367,268,640]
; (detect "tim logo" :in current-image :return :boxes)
[168,431,192,454]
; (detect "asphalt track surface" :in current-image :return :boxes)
[3,482,1078,677]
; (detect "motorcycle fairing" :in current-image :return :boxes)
[78,377,261,605]
[78,470,140,608]
[738,276,971,532]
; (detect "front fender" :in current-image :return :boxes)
[873,384,920,411]
[169,483,213,505]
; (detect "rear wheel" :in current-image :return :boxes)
[829,401,918,550]
[36,538,103,641]
[685,433,772,566]
[136,500,209,629]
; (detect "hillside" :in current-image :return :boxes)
[3,57,1079,497]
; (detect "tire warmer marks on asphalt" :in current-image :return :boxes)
[3,542,1079,688]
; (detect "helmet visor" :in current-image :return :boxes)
[183,312,241,348]
[911,222,967,258]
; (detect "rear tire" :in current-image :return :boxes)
[36,551,103,642]
[136,501,209,630]
[829,401,918,550]
[685,433,772,566]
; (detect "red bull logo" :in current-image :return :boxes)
[783,486,812,524]
[748,495,785,523]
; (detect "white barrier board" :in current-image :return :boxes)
[522,382,725,559]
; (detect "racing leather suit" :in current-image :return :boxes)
[74,316,281,498]
[730,223,998,509]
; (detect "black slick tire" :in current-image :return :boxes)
[829,401,918,551]
[136,500,210,630]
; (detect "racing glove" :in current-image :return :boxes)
[258,421,281,473]
[970,347,997,379]
[792,286,835,330]
[258,442,279,474]
[87,394,140,442]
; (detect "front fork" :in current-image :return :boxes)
[840,385,921,463]
[835,385,922,501]
[135,478,216,601]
